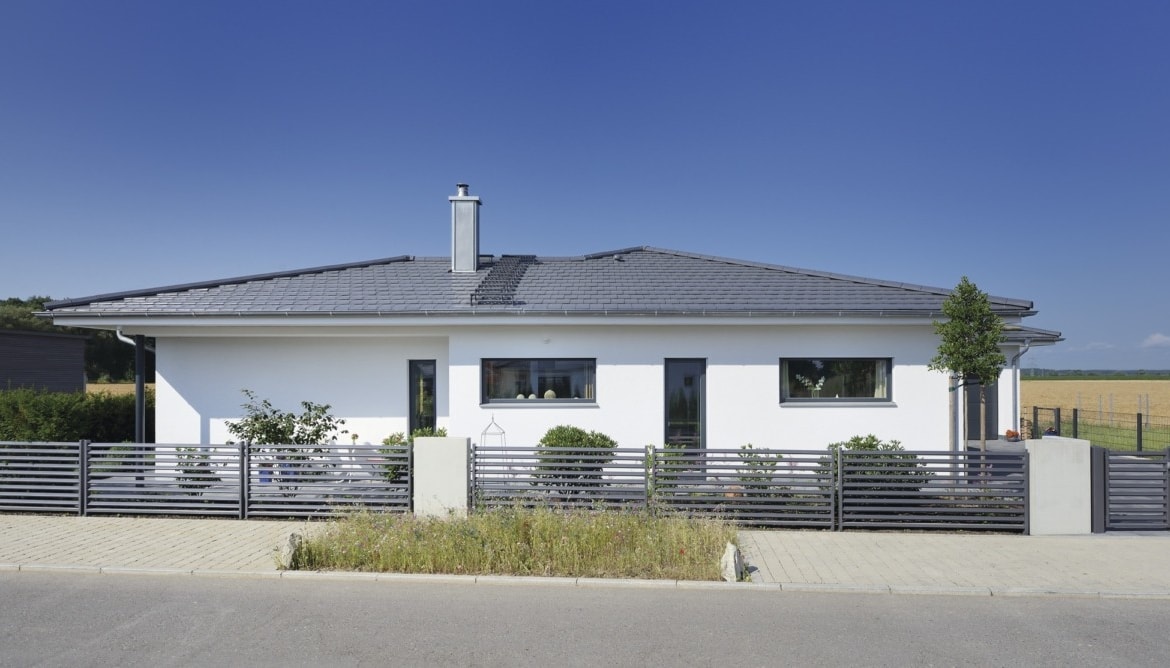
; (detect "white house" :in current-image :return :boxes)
[45,185,1060,451]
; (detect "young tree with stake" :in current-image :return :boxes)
[929,276,1006,452]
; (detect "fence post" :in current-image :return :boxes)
[1090,446,1105,533]
[79,440,90,517]
[239,442,249,520]
[1053,407,1062,436]
[1072,408,1079,439]
[1031,406,1040,438]
[834,447,843,531]
[1136,414,1143,452]
[1165,448,1170,530]
[644,444,655,511]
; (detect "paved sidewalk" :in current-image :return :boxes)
[2,514,1169,597]
[738,529,1170,597]
[0,515,306,572]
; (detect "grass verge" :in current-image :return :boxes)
[290,506,736,581]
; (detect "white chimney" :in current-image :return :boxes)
[449,183,481,272]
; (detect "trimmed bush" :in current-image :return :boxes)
[534,425,617,492]
[0,388,153,442]
[823,434,932,495]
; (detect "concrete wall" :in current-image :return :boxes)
[154,322,972,452]
[412,436,470,517]
[1025,436,1092,535]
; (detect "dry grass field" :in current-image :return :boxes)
[1021,379,1170,417]
[87,383,154,395]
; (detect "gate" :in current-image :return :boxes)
[1099,448,1170,531]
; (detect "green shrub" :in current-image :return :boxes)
[225,389,347,484]
[645,442,692,496]
[735,444,787,498]
[822,434,932,495]
[379,427,448,481]
[0,388,153,442]
[534,425,617,493]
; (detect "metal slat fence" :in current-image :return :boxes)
[246,444,411,518]
[472,445,648,510]
[1104,449,1170,531]
[0,441,81,512]
[0,441,411,518]
[837,450,1029,531]
[86,444,242,516]
[649,447,835,528]
[471,446,1023,532]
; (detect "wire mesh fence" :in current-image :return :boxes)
[1024,406,1170,451]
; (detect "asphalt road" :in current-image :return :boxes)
[3,572,1168,667]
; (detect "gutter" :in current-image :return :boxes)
[1010,339,1033,434]
[115,327,156,353]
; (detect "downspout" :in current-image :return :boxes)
[1010,339,1032,436]
[115,328,154,443]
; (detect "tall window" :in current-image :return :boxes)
[409,360,436,433]
[780,358,891,402]
[481,359,596,403]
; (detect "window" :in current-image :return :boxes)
[409,360,436,433]
[481,359,595,403]
[780,358,891,402]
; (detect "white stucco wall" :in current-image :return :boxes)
[153,322,1001,453]
[448,324,949,451]
[155,336,448,446]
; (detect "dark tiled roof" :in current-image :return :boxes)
[44,247,1035,318]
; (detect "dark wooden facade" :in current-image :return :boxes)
[0,330,87,392]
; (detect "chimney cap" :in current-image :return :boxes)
[456,183,470,196]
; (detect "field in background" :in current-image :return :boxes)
[1021,379,1170,416]
[87,383,154,395]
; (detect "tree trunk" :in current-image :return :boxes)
[979,384,988,472]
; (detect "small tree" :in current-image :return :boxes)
[929,277,1006,452]
[225,389,347,485]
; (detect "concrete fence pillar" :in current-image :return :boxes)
[1024,436,1092,535]
[412,437,471,518]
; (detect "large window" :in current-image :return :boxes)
[481,359,596,403]
[780,358,891,402]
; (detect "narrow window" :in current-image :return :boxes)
[409,360,437,432]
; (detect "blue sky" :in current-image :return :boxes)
[2,1,1167,369]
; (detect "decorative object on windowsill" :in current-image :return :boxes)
[544,389,556,399]
[528,393,537,399]
[516,394,525,399]
[795,373,825,397]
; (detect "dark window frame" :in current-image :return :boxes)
[779,357,893,403]
[480,358,597,404]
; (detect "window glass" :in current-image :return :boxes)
[780,358,891,401]
[481,359,595,402]
[409,360,436,432]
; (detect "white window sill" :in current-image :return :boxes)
[480,401,599,409]
[781,401,898,408]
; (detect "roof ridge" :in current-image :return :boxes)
[45,255,414,309]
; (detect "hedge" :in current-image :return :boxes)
[0,388,154,442]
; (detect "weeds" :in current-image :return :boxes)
[291,506,734,581]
